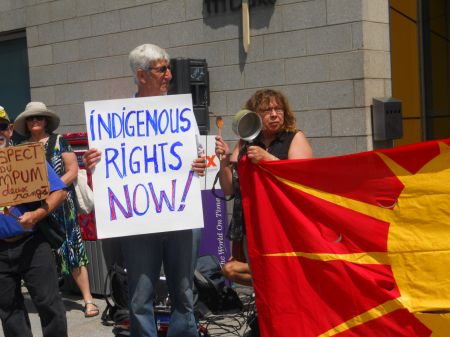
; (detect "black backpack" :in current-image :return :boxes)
[194,255,243,317]
[101,264,130,327]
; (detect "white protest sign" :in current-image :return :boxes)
[84,94,204,239]
[197,135,221,190]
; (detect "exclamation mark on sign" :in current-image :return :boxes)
[178,170,195,211]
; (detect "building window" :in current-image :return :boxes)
[420,0,450,140]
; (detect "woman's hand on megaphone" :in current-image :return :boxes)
[215,135,230,162]
[247,146,278,164]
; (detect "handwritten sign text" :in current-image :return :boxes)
[0,143,49,206]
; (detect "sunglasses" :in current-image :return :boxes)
[149,65,171,74]
[26,116,46,122]
[0,122,10,131]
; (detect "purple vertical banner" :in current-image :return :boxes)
[199,189,230,266]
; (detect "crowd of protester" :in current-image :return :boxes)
[0,42,311,337]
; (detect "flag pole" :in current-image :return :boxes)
[242,0,250,53]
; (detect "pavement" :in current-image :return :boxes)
[0,286,255,337]
[0,288,114,337]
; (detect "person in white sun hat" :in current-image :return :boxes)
[15,102,99,318]
[0,105,68,337]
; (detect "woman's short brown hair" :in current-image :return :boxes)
[244,89,297,132]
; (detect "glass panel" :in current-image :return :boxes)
[422,0,450,139]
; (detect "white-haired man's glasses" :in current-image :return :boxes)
[149,65,171,74]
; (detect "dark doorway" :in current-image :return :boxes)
[420,0,450,140]
[0,30,31,142]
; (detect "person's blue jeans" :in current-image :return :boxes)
[122,229,199,337]
[192,228,202,270]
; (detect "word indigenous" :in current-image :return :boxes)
[89,107,192,140]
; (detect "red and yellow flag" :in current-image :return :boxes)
[239,140,450,337]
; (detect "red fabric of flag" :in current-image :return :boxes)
[238,141,435,337]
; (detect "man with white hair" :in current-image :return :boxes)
[0,106,68,337]
[84,44,205,337]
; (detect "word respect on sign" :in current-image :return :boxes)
[85,94,204,239]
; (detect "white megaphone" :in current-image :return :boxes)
[232,109,262,142]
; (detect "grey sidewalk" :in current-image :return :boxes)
[0,286,255,337]
[0,288,114,337]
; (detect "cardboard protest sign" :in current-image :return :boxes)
[85,94,204,239]
[0,143,49,206]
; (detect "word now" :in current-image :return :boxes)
[108,171,195,220]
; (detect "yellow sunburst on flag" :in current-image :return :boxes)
[265,141,450,336]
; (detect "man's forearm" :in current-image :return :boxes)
[40,189,67,219]
[34,190,67,223]
[19,189,67,229]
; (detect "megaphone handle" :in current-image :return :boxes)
[239,143,249,159]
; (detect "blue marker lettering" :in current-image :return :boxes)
[144,144,159,174]
[125,109,136,137]
[132,183,149,216]
[145,109,158,136]
[180,108,191,132]
[111,112,124,138]
[136,110,145,137]
[170,108,180,133]
[105,148,121,179]
[158,142,168,172]
[177,170,194,211]
[120,143,127,177]
[148,180,176,213]
[108,185,132,220]
[129,146,142,174]
[169,141,182,171]
[158,109,169,135]
[97,113,113,140]
[89,110,96,141]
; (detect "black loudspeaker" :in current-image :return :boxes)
[169,58,210,135]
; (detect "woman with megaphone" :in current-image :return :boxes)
[215,89,312,286]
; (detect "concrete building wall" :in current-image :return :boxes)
[0,0,392,157]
